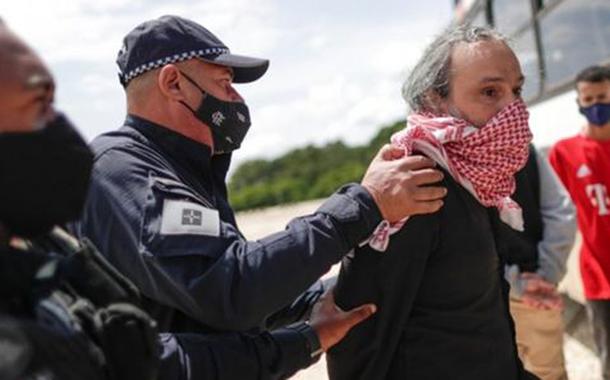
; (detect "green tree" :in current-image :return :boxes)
[228,119,406,210]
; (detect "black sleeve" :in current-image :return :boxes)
[76,149,383,331]
[327,211,440,380]
[157,324,317,380]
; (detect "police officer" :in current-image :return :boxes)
[73,15,446,340]
[0,19,378,380]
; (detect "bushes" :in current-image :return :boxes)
[229,120,405,211]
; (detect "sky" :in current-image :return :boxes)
[1,0,453,167]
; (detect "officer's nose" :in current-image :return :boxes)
[226,83,244,103]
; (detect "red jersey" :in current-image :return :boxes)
[549,134,610,299]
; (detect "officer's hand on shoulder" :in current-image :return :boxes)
[308,287,376,352]
[361,144,446,223]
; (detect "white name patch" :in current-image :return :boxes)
[160,199,220,236]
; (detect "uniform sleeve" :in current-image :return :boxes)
[327,210,439,380]
[76,148,382,331]
[157,325,315,380]
[535,151,577,284]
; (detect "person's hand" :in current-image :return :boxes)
[520,272,563,310]
[308,288,376,352]
[361,144,446,223]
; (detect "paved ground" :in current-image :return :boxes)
[236,200,602,380]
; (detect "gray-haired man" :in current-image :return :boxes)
[328,25,538,380]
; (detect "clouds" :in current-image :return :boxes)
[236,7,452,162]
[1,0,451,167]
[2,0,279,64]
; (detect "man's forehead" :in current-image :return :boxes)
[451,40,521,81]
[578,80,610,88]
[577,80,610,94]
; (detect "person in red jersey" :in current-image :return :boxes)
[549,65,610,380]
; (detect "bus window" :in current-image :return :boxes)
[540,0,610,89]
[511,29,541,101]
[469,9,488,27]
[491,0,532,36]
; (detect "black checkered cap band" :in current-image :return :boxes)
[119,47,230,85]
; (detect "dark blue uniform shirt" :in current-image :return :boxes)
[73,115,382,335]
[160,327,316,380]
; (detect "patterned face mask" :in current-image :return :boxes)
[179,71,251,155]
[365,99,533,252]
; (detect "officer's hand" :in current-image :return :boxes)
[309,288,376,352]
[361,144,446,223]
[520,272,563,310]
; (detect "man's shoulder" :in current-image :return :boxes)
[91,126,149,159]
[552,134,584,151]
[549,135,586,163]
[90,126,170,177]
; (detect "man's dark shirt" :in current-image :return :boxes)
[327,171,531,380]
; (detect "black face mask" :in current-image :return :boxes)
[179,71,251,154]
[0,113,93,238]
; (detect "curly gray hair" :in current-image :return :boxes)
[402,25,508,113]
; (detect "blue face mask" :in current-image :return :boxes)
[579,103,610,126]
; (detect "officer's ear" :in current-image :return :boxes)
[158,64,187,101]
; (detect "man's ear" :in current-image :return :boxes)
[423,89,448,114]
[158,64,186,101]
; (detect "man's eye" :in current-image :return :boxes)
[513,87,523,97]
[482,88,497,97]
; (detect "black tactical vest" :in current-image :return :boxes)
[0,228,159,380]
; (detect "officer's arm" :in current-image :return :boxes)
[157,326,315,380]
[78,150,382,331]
[158,290,377,380]
[154,184,380,330]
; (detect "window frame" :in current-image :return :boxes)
[459,0,610,106]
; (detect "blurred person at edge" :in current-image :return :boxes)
[549,65,610,380]
[71,13,448,357]
[0,19,383,380]
[327,25,542,380]
[0,17,154,380]
[499,142,576,380]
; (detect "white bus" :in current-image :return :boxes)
[454,0,610,150]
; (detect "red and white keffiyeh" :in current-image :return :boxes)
[365,99,533,252]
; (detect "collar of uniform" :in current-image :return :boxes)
[124,114,214,172]
[123,115,234,199]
